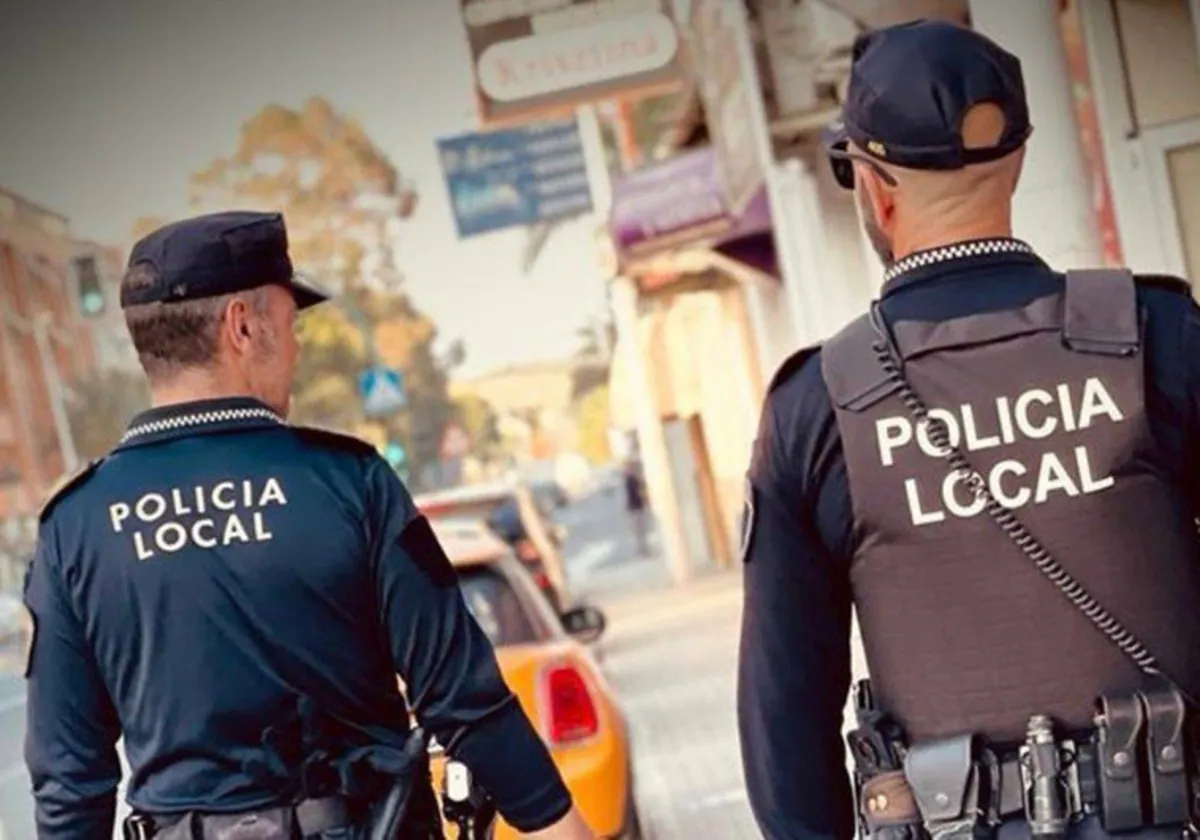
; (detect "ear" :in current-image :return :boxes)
[856,163,896,228]
[1010,147,1027,195]
[223,296,255,356]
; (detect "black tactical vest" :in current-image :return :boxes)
[822,269,1200,745]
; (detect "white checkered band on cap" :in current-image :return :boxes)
[120,407,284,444]
[883,238,1035,284]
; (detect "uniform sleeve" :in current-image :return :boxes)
[1182,301,1200,518]
[738,357,857,840]
[366,459,572,833]
[24,524,122,840]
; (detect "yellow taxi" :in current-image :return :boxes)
[426,520,640,839]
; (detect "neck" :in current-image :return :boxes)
[149,370,258,410]
[891,216,1014,262]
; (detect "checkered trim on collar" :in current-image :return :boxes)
[883,238,1036,284]
[120,407,284,444]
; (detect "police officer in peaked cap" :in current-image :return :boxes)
[23,210,597,840]
[738,19,1200,840]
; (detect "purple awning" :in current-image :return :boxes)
[608,146,777,278]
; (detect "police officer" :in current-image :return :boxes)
[739,19,1200,840]
[24,211,596,840]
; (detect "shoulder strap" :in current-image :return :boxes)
[821,313,899,412]
[1063,268,1139,356]
[1135,273,1192,296]
[39,459,103,522]
[290,424,379,457]
[766,342,824,395]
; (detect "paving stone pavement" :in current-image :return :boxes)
[579,553,871,840]
[590,568,760,839]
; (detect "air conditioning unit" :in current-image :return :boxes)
[758,0,859,122]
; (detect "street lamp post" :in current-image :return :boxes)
[0,306,80,479]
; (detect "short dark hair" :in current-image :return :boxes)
[122,263,266,381]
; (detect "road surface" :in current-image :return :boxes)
[0,676,28,839]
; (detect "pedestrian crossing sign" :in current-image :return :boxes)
[359,366,406,418]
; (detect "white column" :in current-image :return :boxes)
[609,277,691,583]
[968,0,1102,269]
[579,102,691,583]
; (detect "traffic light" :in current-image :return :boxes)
[74,255,105,317]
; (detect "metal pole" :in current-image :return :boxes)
[0,308,45,491]
[32,312,80,474]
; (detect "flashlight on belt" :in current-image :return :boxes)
[1022,715,1069,840]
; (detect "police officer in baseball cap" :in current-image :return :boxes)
[24,211,596,839]
[738,19,1200,840]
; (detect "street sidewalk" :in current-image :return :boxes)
[576,556,870,840]
[591,566,761,840]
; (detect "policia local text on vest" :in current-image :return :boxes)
[831,269,1200,840]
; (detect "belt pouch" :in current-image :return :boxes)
[198,806,295,839]
[1138,681,1190,826]
[904,733,986,840]
[1094,693,1147,832]
[861,770,923,840]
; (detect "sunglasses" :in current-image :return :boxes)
[827,145,899,191]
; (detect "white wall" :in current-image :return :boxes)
[967,0,1103,270]
[1079,0,1200,278]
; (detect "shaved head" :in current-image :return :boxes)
[853,103,1027,265]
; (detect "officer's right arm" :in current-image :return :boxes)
[23,523,122,840]
[365,458,592,839]
[738,351,857,840]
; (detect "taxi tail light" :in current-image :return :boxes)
[532,568,551,591]
[542,663,600,745]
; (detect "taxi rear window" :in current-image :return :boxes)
[457,565,542,647]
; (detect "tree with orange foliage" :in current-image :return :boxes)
[190,97,455,487]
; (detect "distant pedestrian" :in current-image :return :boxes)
[622,459,649,557]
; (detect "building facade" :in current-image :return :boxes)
[73,239,139,373]
[1056,0,1200,284]
[0,188,95,525]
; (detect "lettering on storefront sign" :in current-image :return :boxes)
[108,478,288,560]
[461,0,684,123]
[875,377,1123,526]
[477,12,678,102]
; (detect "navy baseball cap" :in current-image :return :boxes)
[120,211,329,310]
[824,19,1032,190]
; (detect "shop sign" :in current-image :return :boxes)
[608,145,772,265]
[460,0,686,125]
[437,118,593,238]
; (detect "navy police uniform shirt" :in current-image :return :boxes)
[24,397,572,839]
[738,240,1200,840]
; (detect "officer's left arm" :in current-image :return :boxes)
[24,524,122,840]
[738,355,857,840]
[367,459,573,835]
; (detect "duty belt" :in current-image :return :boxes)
[850,680,1197,840]
[859,737,1102,835]
[122,795,349,840]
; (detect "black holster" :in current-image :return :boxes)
[366,752,445,840]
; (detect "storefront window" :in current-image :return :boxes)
[1114,0,1200,129]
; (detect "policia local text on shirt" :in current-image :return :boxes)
[22,211,596,840]
[738,20,1200,840]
